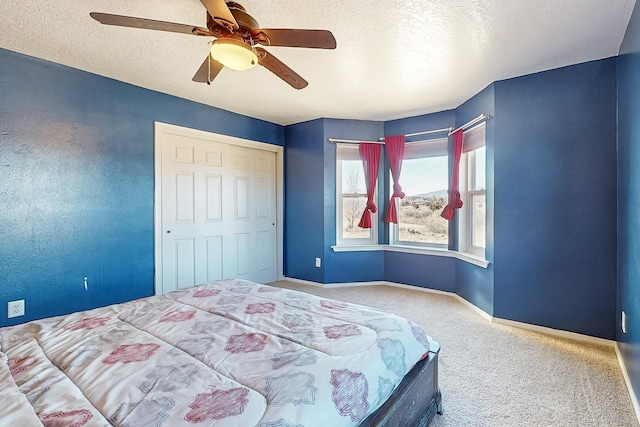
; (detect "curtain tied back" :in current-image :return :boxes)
[384,135,406,223]
[441,129,464,220]
[357,142,381,229]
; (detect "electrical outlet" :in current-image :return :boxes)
[8,300,25,318]
[622,310,627,334]
[315,257,321,268]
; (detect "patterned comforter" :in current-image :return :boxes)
[0,279,437,426]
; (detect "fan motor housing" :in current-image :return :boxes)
[207,2,259,33]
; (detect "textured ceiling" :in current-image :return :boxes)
[1,0,636,125]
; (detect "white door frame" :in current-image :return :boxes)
[153,121,284,295]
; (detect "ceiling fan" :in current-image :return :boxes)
[90,0,337,89]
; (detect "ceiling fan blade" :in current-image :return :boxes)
[256,47,308,90]
[200,0,238,30]
[90,12,213,36]
[253,29,336,49]
[192,55,224,84]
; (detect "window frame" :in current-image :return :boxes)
[459,122,486,257]
[388,137,449,249]
[335,143,378,246]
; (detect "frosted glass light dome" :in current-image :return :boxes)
[210,39,257,71]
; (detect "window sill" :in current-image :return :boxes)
[331,244,490,268]
[454,251,490,268]
[332,245,381,252]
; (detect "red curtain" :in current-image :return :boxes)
[441,129,464,220]
[357,143,382,228]
[384,135,406,223]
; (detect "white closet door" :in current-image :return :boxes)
[159,131,277,294]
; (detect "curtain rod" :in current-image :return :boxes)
[327,138,383,144]
[328,126,452,145]
[448,113,490,135]
[327,113,490,145]
[377,126,453,141]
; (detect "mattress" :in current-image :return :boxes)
[0,279,437,426]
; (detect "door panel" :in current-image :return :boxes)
[256,231,272,272]
[205,236,223,282]
[256,179,270,218]
[205,175,222,221]
[174,145,194,163]
[174,238,195,289]
[204,149,222,167]
[236,232,251,277]
[175,173,195,222]
[235,177,250,220]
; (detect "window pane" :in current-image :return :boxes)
[336,143,376,245]
[342,160,366,194]
[396,155,448,245]
[473,146,486,190]
[471,194,486,248]
[398,199,448,244]
[342,196,370,239]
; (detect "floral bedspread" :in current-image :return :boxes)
[0,279,437,427]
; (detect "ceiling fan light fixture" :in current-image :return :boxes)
[210,39,258,71]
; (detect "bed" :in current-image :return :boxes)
[0,279,441,426]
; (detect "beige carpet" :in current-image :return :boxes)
[269,280,638,427]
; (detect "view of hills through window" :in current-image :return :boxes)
[395,155,449,244]
[340,155,449,245]
[397,190,448,244]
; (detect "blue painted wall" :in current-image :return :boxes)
[493,58,618,339]
[455,85,496,315]
[618,0,640,408]
[283,119,326,283]
[0,48,283,326]
[283,118,385,283]
[383,111,458,293]
[384,110,456,143]
[384,252,455,292]
[322,119,386,283]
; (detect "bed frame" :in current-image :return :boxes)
[360,346,442,426]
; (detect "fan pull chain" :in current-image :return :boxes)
[250,38,256,65]
[207,42,212,85]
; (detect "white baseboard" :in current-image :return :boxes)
[376,280,457,296]
[282,277,326,287]
[491,317,614,347]
[452,292,494,322]
[381,282,615,345]
[378,281,494,322]
[616,343,640,425]
[283,277,387,288]
[283,277,613,346]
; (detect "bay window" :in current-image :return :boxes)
[333,121,487,266]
